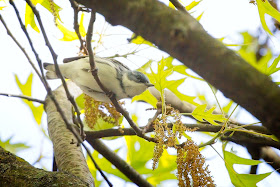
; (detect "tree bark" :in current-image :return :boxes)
[76,0,280,140]
[44,81,94,186]
[0,146,88,186]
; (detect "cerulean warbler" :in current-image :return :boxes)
[43,56,153,102]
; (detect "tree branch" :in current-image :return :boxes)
[0,146,88,186]
[44,81,94,186]
[76,0,280,140]
[86,139,153,187]
[0,93,45,104]
[69,0,87,54]
[86,123,280,150]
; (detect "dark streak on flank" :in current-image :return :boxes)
[116,67,126,96]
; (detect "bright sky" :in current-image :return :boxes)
[0,0,280,186]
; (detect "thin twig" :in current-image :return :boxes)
[69,0,87,54]
[86,10,157,143]
[24,0,85,140]
[85,10,113,187]
[0,13,43,84]
[142,109,161,133]
[0,93,45,104]
[169,0,188,13]
[198,132,221,148]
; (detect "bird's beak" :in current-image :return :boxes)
[146,83,154,87]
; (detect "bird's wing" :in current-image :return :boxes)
[108,58,130,71]
[62,56,130,72]
[63,56,88,63]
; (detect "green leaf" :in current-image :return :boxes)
[223,149,271,186]
[146,57,199,106]
[25,3,39,32]
[88,149,129,182]
[56,13,87,41]
[88,134,176,185]
[146,149,177,185]
[166,78,198,106]
[125,136,177,185]
[191,104,226,125]
[25,0,62,32]
[169,1,175,9]
[0,136,30,154]
[238,32,279,77]
[125,136,154,174]
[84,118,119,140]
[186,0,202,11]
[0,0,6,10]
[129,34,155,47]
[132,89,158,108]
[29,104,44,124]
[222,100,234,114]
[147,57,174,112]
[91,118,116,131]
[164,56,204,81]
[238,33,257,65]
[40,0,62,21]
[15,73,44,124]
[256,0,280,35]
[266,53,280,76]
[149,58,173,92]
[169,0,185,10]
[169,0,202,12]
[196,11,204,21]
[15,73,33,97]
[86,159,102,187]
[75,93,85,109]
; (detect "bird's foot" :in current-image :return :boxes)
[106,91,116,100]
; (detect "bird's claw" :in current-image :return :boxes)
[106,91,116,99]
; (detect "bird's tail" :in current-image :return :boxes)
[43,63,58,79]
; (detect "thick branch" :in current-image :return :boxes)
[0,146,88,186]
[44,81,94,186]
[76,0,280,140]
[86,139,153,187]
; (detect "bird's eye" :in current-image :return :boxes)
[129,71,150,84]
[136,73,149,83]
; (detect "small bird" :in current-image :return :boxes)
[43,56,154,102]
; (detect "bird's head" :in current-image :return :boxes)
[123,70,154,97]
